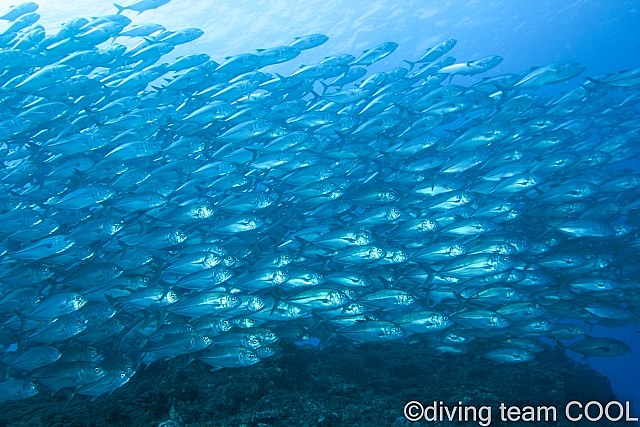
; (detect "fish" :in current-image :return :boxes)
[113,0,171,15]
[404,38,457,70]
[484,346,535,363]
[0,380,38,402]
[513,61,587,90]
[0,2,39,22]
[0,3,637,407]
[352,42,398,66]
[118,23,165,37]
[437,55,503,79]
[560,336,632,359]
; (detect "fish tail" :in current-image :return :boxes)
[584,77,604,86]
[418,263,436,287]
[61,391,76,411]
[12,310,27,334]
[403,60,416,71]
[84,108,104,127]
[319,81,329,95]
[113,3,125,14]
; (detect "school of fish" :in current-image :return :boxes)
[1,0,639,404]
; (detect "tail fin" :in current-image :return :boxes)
[113,3,125,14]
[320,81,330,95]
[403,60,417,71]
[584,77,605,87]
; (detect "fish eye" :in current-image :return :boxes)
[94,367,101,373]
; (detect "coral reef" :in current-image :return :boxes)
[0,341,634,427]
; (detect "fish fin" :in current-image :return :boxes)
[584,77,604,87]
[61,390,76,410]
[403,60,416,71]
[319,81,329,95]
[315,254,331,271]
[455,293,468,310]
[268,289,282,315]
[494,84,512,93]
[116,239,131,260]
[378,275,392,289]
[256,48,265,52]
[113,3,125,14]
[243,147,260,162]
[309,312,325,332]
[321,322,344,345]
[418,263,436,287]
[103,294,121,307]
[293,236,310,251]
[84,109,103,127]
[333,129,349,141]
[129,340,145,352]
[554,340,567,353]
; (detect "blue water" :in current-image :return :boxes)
[4,0,640,417]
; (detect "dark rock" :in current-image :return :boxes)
[0,340,635,427]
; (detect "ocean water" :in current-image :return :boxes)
[1,0,640,425]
